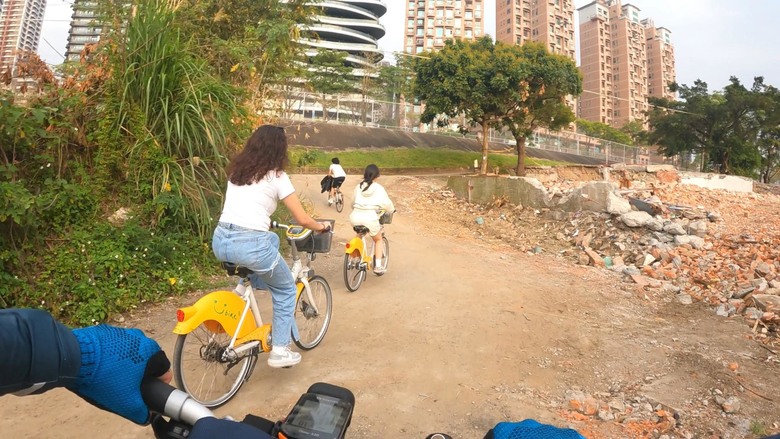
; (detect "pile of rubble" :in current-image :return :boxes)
[435,168,780,339]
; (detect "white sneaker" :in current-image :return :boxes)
[328,198,334,205]
[267,346,302,368]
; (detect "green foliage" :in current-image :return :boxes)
[97,0,249,238]
[411,38,582,176]
[307,50,356,121]
[498,42,582,176]
[647,77,776,177]
[577,119,634,145]
[174,0,315,88]
[412,37,525,174]
[288,147,567,171]
[4,221,217,325]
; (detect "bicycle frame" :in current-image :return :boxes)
[174,233,322,356]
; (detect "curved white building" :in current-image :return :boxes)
[301,0,387,74]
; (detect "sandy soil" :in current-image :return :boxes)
[1,175,778,439]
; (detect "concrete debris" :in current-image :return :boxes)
[441,167,780,338]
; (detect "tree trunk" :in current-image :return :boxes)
[515,134,527,176]
[480,120,489,174]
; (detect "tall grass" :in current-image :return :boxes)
[104,0,248,237]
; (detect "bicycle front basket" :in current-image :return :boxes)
[379,211,394,225]
[294,219,334,253]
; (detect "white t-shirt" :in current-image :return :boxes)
[218,170,295,231]
[329,163,346,179]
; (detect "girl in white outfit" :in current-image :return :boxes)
[349,164,395,274]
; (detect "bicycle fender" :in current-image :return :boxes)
[345,237,363,256]
[173,290,257,339]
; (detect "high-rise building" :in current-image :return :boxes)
[607,0,647,127]
[403,0,485,55]
[299,0,387,76]
[643,19,676,100]
[577,0,613,125]
[0,0,46,75]
[495,0,575,60]
[578,0,674,128]
[65,0,101,62]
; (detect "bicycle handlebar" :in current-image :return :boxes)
[271,221,331,234]
[141,379,215,426]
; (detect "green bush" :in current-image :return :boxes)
[5,221,218,326]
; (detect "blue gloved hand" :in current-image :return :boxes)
[70,325,168,424]
[492,419,586,439]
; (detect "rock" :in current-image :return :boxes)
[663,222,687,235]
[716,303,736,317]
[716,396,741,414]
[751,278,769,293]
[108,207,132,226]
[577,253,591,265]
[771,280,780,289]
[707,211,722,222]
[686,220,708,237]
[645,218,664,231]
[751,294,780,312]
[677,294,693,305]
[475,216,484,225]
[642,254,656,266]
[765,288,780,296]
[674,235,705,249]
[756,262,773,276]
[597,410,614,421]
[606,192,632,215]
[654,232,675,243]
[584,248,605,267]
[621,211,653,228]
[744,307,764,320]
[733,286,755,300]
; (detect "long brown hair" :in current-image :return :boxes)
[227,125,289,185]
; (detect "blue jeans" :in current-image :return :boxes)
[212,223,298,347]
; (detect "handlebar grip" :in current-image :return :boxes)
[142,379,215,425]
[271,220,278,228]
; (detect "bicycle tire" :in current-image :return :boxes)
[335,192,344,213]
[294,275,333,350]
[374,235,390,276]
[173,324,256,408]
[343,252,365,292]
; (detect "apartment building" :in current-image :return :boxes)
[65,0,101,62]
[403,0,485,55]
[607,0,647,127]
[0,0,46,76]
[643,19,676,100]
[577,1,613,125]
[578,0,674,128]
[495,0,575,60]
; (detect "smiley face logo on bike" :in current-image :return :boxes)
[212,299,239,320]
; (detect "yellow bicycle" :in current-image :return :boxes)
[172,221,333,407]
[343,210,392,292]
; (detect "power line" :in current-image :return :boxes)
[41,36,65,60]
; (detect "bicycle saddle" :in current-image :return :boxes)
[353,225,370,234]
[222,262,254,278]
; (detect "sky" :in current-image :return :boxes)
[38,0,780,92]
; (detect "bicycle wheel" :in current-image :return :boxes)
[343,252,366,292]
[374,236,390,276]
[294,275,333,350]
[173,323,256,408]
[335,191,344,213]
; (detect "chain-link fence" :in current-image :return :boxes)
[264,89,668,166]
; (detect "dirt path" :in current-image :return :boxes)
[1,175,778,438]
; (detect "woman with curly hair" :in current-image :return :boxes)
[212,125,329,368]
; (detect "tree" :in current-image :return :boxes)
[755,81,780,182]
[377,59,414,126]
[576,119,634,146]
[412,37,527,174]
[647,80,724,172]
[619,120,648,145]
[307,50,355,121]
[500,42,582,176]
[648,78,768,176]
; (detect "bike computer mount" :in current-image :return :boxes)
[278,384,354,439]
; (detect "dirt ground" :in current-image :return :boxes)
[1,175,778,439]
